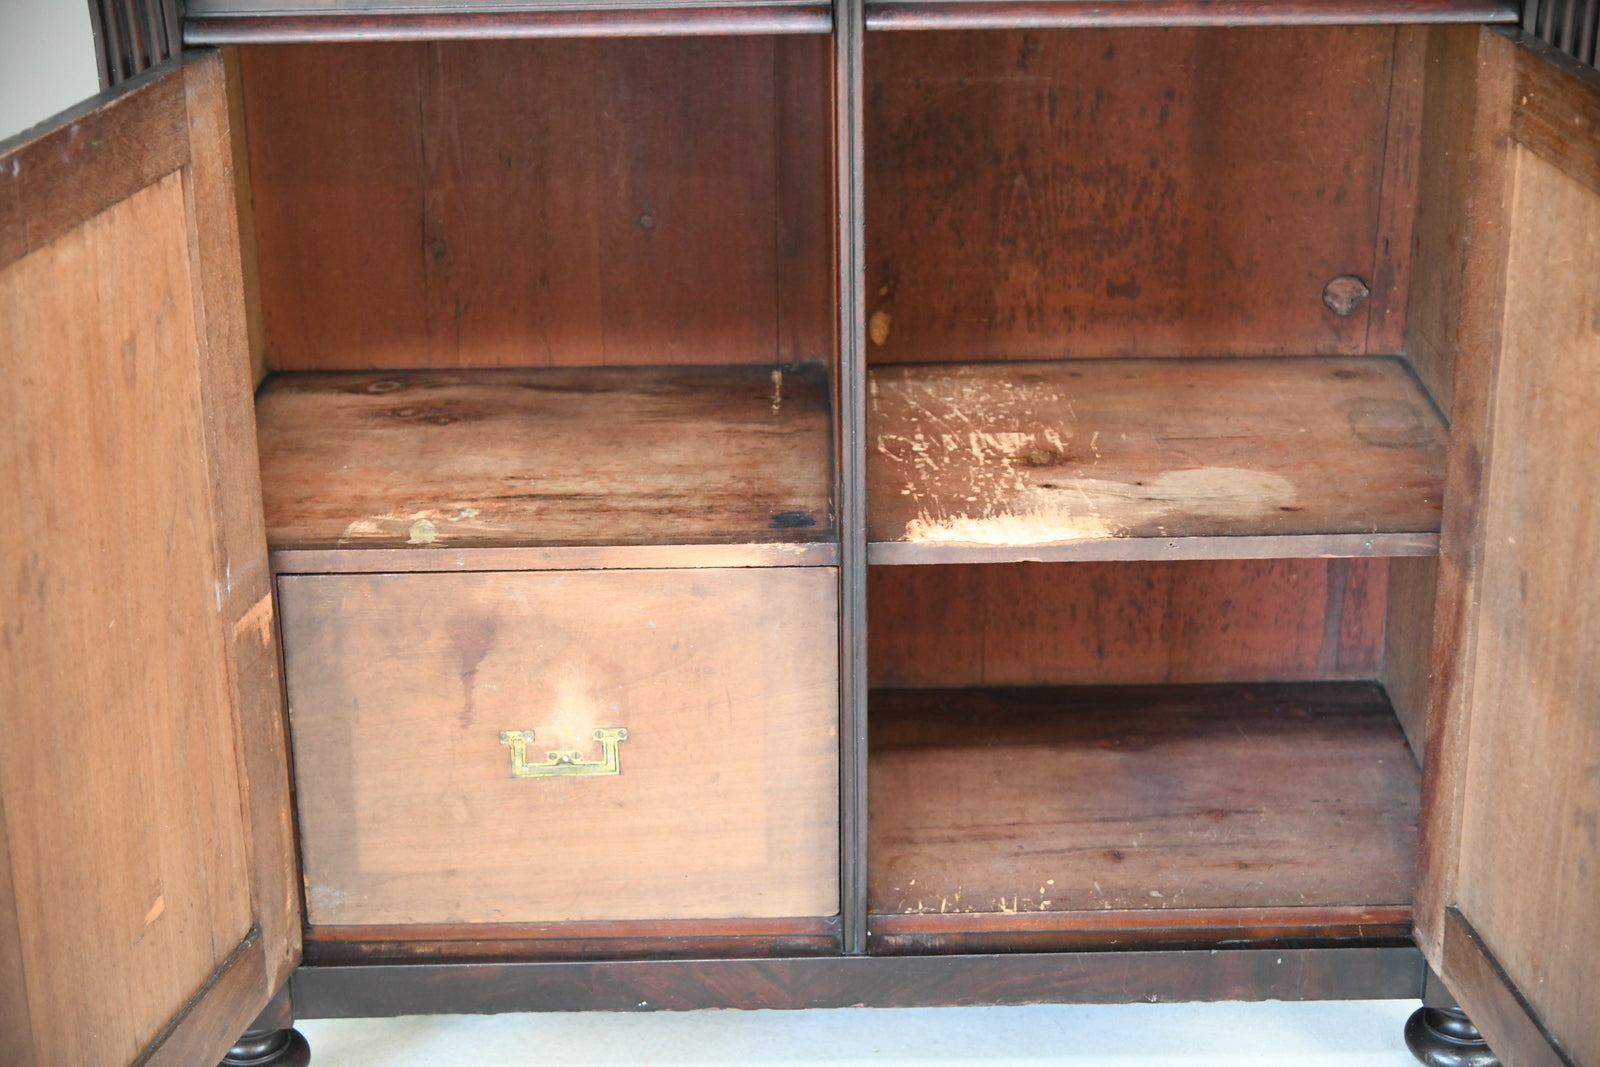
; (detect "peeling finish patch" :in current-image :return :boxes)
[898,468,1296,546]
[869,309,892,347]
[143,895,165,926]
[234,593,273,644]
[905,510,1118,546]
[342,506,505,545]
[1124,467,1297,520]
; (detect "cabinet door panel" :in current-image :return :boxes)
[1419,28,1600,1067]
[1449,138,1600,1066]
[0,53,297,1067]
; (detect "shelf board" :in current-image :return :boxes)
[257,364,834,555]
[867,356,1446,564]
[868,683,1420,948]
[864,0,1518,30]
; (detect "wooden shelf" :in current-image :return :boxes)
[867,356,1446,564]
[184,1,832,42]
[257,364,835,560]
[864,0,1518,31]
[868,683,1420,952]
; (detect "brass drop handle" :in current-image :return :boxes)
[498,727,627,778]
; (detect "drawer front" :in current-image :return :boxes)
[278,568,839,926]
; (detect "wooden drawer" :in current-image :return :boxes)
[277,567,839,926]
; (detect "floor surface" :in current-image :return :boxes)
[298,999,1422,1065]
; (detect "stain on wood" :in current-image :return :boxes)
[869,684,1420,921]
[867,357,1445,557]
[256,364,834,549]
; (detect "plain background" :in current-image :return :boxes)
[0,3,1427,1062]
[0,0,100,143]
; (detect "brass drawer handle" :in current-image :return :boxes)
[498,727,628,778]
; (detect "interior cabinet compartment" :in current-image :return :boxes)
[238,36,844,956]
[860,26,1444,956]
[239,36,838,564]
[863,25,1449,564]
[865,559,1424,953]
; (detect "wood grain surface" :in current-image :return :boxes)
[257,365,834,550]
[0,172,256,1067]
[864,27,1416,362]
[239,37,832,370]
[1406,25,1483,414]
[1381,556,1437,758]
[869,684,1420,922]
[869,559,1387,688]
[1449,142,1600,1066]
[866,357,1446,559]
[280,568,839,925]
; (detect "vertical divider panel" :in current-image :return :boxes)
[836,0,870,955]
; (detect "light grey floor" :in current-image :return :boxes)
[298,999,1421,1065]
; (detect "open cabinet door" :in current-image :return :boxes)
[1415,25,1600,1067]
[0,50,300,1067]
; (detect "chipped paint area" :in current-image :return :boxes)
[898,466,1295,545]
[904,510,1119,545]
[341,506,498,545]
[233,593,274,643]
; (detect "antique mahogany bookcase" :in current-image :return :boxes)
[3,0,1598,1064]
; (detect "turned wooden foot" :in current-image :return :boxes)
[219,1027,310,1066]
[1405,1006,1499,1067]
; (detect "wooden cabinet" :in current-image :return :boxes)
[3,3,1599,1065]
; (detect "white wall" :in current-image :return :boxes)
[0,0,102,142]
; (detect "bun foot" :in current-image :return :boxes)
[219,1026,311,1067]
[1405,1006,1499,1067]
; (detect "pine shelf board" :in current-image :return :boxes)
[868,683,1421,934]
[867,356,1446,564]
[257,364,834,554]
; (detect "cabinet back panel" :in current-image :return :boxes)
[239,36,832,371]
[865,26,1419,362]
[869,558,1386,688]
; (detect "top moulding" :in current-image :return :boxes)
[866,355,1446,565]
[182,0,833,42]
[863,0,1519,31]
